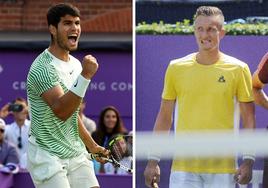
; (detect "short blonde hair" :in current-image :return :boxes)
[194,6,225,29]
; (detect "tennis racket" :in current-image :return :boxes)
[88,134,133,174]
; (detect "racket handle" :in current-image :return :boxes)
[152,176,159,188]
[152,182,159,188]
[86,153,95,160]
[87,153,104,160]
[86,153,112,163]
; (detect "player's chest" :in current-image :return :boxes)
[54,63,80,89]
[174,68,237,95]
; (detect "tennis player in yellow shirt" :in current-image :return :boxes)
[144,6,255,188]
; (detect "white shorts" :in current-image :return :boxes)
[169,171,236,188]
[27,136,99,188]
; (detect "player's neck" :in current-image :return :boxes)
[48,45,70,62]
[196,50,221,65]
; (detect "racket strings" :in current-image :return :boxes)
[120,156,133,169]
[105,134,133,173]
[111,142,124,161]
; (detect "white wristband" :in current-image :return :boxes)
[148,154,160,162]
[242,155,255,162]
[70,75,91,98]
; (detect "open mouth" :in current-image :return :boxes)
[68,35,78,44]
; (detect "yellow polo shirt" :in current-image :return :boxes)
[162,53,253,173]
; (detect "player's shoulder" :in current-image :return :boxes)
[221,53,248,68]
[29,50,53,72]
[33,49,53,65]
[29,50,55,72]
[169,53,196,67]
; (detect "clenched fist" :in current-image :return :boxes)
[81,55,99,79]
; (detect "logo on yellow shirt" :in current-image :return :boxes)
[218,76,226,83]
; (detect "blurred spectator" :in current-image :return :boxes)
[127,131,133,156]
[92,106,128,173]
[0,118,19,166]
[92,106,128,147]
[79,100,96,134]
[0,104,10,119]
[2,97,30,169]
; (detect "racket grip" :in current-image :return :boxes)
[86,153,111,162]
[152,176,159,188]
[86,153,97,160]
[152,182,159,188]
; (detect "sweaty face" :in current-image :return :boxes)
[54,15,81,52]
[104,110,117,130]
[194,15,224,52]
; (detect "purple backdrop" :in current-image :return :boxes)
[0,50,132,131]
[136,35,268,188]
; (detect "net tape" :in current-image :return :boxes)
[136,129,268,159]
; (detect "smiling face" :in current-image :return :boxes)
[194,15,225,52]
[104,110,118,131]
[50,14,81,52]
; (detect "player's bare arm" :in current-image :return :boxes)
[41,54,98,121]
[78,115,108,163]
[144,99,175,187]
[234,101,255,184]
[240,102,255,130]
[153,99,175,132]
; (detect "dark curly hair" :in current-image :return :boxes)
[47,3,80,27]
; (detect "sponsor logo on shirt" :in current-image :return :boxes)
[218,75,226,83]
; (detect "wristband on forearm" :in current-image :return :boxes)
[148,154,161,162]
[70,74,91,98]
[242,154,256,162]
